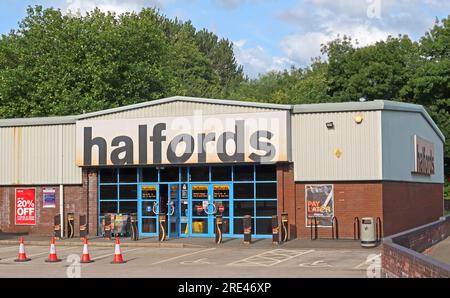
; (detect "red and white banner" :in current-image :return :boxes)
[15,188,36,225]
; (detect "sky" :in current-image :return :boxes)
[0,0,449,78]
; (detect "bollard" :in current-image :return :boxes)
[54,215,61,240]
[272,215,279,245]
[105,214,112,240]
[79,214,88,240]
[281,213,288,242]
[131,213,138,241]
[243,215,252,245]
[215,214,223,244]
[67,213,75,239]
[159,214,167,242]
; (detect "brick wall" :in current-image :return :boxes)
[0,169,98,237]
[295,182,383,239]
[382,182,443,236]
[278,165,443,240]
[0,186,62,235]
[382,216,450,278]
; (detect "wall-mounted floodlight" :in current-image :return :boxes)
[326,122,334,129]
[354,113,364,124]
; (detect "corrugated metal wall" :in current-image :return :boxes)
[0,101,282,185]
[291,111,382,181]
[82,101,276,120]
[0,125,81,185]
[382,110,444,183]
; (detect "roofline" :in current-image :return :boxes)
[77,96,293,120]
[293,100,445,142]
[0,115,77,127]
[0,96,292,127]
[0,97,444,142]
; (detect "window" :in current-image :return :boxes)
[119,168,137,183]
[233,165,253,181]
[160,167,179,182]
[100,185,117,200]
[256,218,272,234]
[119,201,137,214]
[234,183,254,199]
[255,165,276,181]
[99,201,117,214]
[256,201,277,216]
[180,168,188,182]
[189,167,209,181]
[100,169,117,183]
[211,166,231,181]
[141,168,158,182]
[256,183,277,199]
[234,201,254,217]
[119,185,137,200]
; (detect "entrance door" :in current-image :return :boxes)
[167,184,180,238]
[139,184,159,237]
[190,183,232,237]
[212,184,231,237]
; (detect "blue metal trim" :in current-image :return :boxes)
[98,165,278,238]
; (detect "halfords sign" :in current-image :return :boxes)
[76,111,288,166]
[413,135,435,175]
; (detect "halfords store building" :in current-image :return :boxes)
[0,96,445,240]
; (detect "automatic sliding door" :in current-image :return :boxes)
[168,184,180,238]
[139,185,159,237]
[190,185,209,236]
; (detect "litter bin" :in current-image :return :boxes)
[360,217,377,248]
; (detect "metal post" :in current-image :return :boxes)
[281,213,288,242]
[159,214,167,242]
[67,213,74,238]
[243,215,252,245]
[131,213,138,241]
[215,214,223,244]
[54,215,61,239]
[272,215,279,245]
[80,214,88,240]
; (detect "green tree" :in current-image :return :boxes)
[0,6,243,117]
[230,61,329,104]
[322,35,420,102]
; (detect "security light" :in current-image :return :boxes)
[326,122,334,129]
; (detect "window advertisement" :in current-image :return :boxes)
[15,188,36,225]
[43,188,56,208]
[305,184,334,227]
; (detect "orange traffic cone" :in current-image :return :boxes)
[112,237,125,264]
[14,237,31,262]
[45,237,61,263]
[80,237,93,263]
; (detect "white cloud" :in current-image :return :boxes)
[233,39,295,78]
[217,0,243,9]
[63,0,163,15]
[274,0,438,68]
[233,39,268,77]
[267,56,296,72]
[280,32,330,66]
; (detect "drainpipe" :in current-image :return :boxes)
[60,184,64,238]
[58,125,64,238]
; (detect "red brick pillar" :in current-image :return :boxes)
[277,163,297,239]
[86,169,98,236]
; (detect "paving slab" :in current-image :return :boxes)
[424,236,450,265]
